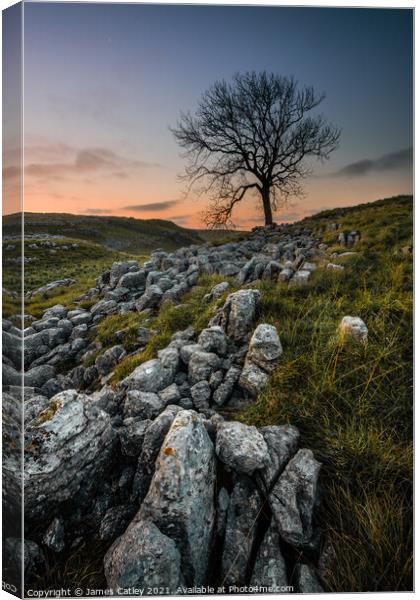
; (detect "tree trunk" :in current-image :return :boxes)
[261,186,273,226]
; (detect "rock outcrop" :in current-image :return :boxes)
[2,222,331,592]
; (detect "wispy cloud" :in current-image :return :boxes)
[333,147,412,178]
[122,200,180,212]
[23,146,163,182]
[1,140,164,184]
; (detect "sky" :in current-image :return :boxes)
[3,2,414,228]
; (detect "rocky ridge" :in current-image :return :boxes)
[2,223,346,593]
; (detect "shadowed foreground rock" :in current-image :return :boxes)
[23,390,117,522]
[104,521,184,592]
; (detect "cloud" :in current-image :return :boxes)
[84,208,113,215]
[20,143,163,183]
[334,147,412,178]
[122,200,180,212]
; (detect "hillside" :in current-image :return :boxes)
[3,212,205,254]
[2,194,413,594]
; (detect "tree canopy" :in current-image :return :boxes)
[172,71,340,227]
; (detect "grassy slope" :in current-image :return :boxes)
[90,194,413,592]
[4,212,205,254]
[239,194,413,591]
[3,212,245,254]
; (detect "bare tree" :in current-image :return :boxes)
[172,71,340,228]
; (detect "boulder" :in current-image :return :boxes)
[295,563,324,593]
[122,358,174,393]
[139,410,216,585]
[118,270,145,290]
[339,316,368,344]
[210,289,261,342]
[109,262,137,288]
[213,366,241,406]
[136,285,163,312]
[124,390,165,420]
[246,324,282,373]
[278,267,294,282]
[289,270,311,286]
[269,449,321,549]
[250,521,288,588]
[43,516,65,552]
[69,312,92,326]
[159,383,181,406]
[118,418,152,457]
[202,281,230,304]
[238,362,268,397]
[258,425,300,490]
[197,326,228,355]
[221,477,262,585]
[90,299,117,316]
[215,421,269,475]
[327,263,344,271]
[23,390,117,523]
[99,505,136,542]
[104,520,183,592]
[190,380,212,411]
[131,405,183,503]
[24,365,56,388]
[95,345,126,376]
[188,351,221,385]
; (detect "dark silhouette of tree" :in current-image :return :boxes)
[172,71,340,227]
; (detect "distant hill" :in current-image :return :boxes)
[3,212,206,253]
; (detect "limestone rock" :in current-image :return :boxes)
[122,358,174,393]
[238,361,268,397]
[212,366,241,406]
[269,449,321,549]
[43,516,65,552]
[104,520,183,592]
[198,326,228,355]
[246,324,282,373]
[295,563,324,593]
[188,350,221,385]
[140,410,216,585]
[258,425,300,490]
[118,418,152,457]
[250,521,288,588]
[210,289,261,342]
[190,380,212,411]
[23,390,117,523]
[215,421,269,475]
[339,316,368,344]
[99,505,136,542]
[221,477,262,585]
[131,405,182,503]
[124,390,165,420]
[136,285,163,311]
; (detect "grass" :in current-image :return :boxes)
[27,538,108,595]
[239,195,413,592]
